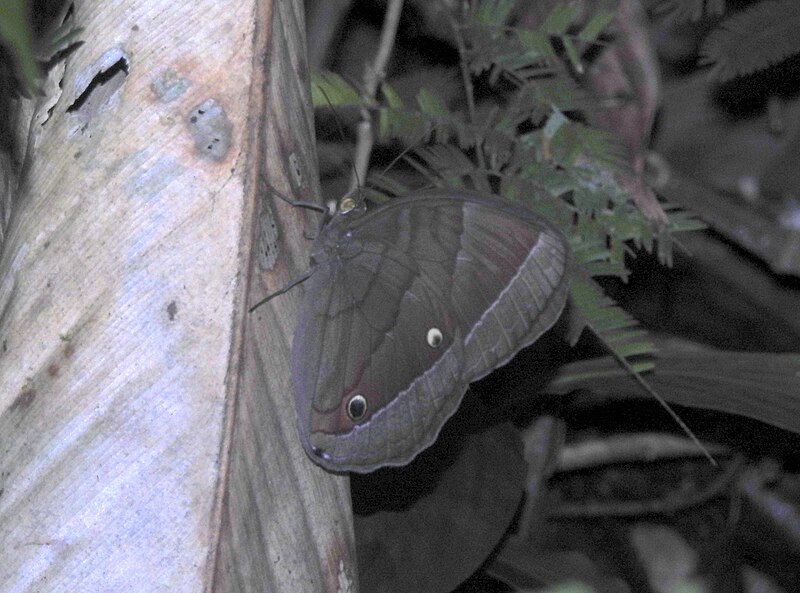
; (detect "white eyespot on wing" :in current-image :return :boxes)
[426,327,443,348]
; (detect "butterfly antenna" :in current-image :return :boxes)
[318,86,363,196]
[399,150,441,190]
[269,185,328,214]
[375,128,432,181]
[249,269,314,312]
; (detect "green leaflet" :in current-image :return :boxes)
[311,72,362,108]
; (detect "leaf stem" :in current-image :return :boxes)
[351,0,405,193]
[450,11,487,173]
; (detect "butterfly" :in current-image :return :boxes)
[283,188,571,473]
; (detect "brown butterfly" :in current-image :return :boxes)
[286,189,571,473]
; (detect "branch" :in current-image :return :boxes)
[351,0,404,191]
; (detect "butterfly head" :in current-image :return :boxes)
[335,191,367,218]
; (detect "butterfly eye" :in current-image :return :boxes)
[346,394,368,421]
[426,327,443,348]
[339,196,357,213]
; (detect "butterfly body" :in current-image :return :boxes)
[291,190,571,473]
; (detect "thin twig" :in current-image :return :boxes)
[558,433,727,472]
[450,12,487,172]
[351,0,405,192]
[306,0,354,71]
[552,456,743,518]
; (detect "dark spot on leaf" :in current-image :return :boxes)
[47,364,60,378]
[167,300,178,321]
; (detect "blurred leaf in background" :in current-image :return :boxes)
[0,0,40,95]
[0,0,81,96]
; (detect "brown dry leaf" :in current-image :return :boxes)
[352,395,526,593]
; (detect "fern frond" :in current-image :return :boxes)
[699,0,800,81]
[464,3,615,81]
[496,171,576,223]
[518,76,593,112]
[572,230,629,279]
[664,204,706,234]
[478,32,559,79]
[537,3,592,73]
[411,144,493,192]
[550,121,628,171]
[569,276,655,369]
[379,88,522,153]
